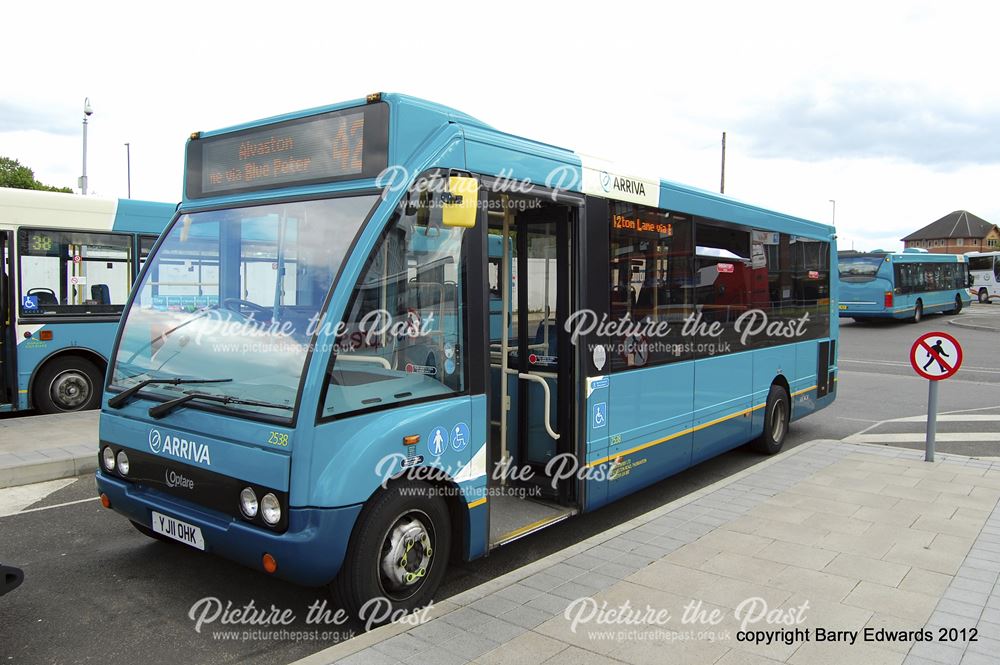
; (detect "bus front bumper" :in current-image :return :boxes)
[96,471,361,587]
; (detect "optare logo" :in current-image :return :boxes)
[149,429,163,453]
[165,469,194,490]
[600,170,612,193]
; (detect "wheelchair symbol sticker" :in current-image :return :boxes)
[22,295,38,310]
[428,426,448,457]
[450,422,470,452]
[593,402,607,428]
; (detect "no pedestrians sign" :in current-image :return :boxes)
[909,331,963,381]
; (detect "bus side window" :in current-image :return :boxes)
[17,228,132,316]
[323,178,467,416]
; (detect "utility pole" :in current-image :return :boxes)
[720,132,726,194]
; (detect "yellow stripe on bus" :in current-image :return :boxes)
[464,385,824,497]
[587,386,818,468]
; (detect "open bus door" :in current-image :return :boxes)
[485,190,580,547]
[0,230,13,407]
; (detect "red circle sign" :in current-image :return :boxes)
[909,331,963,381]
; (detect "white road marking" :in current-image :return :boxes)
[846,433,1000,444]
[11,497,101,516]
[890,415,1000,423]
[840,405,1000,446]
[841,358,1000,374]
[0,478,76,517]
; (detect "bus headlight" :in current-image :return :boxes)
[261,493,281,526]
[116,450,130,476]
[102,446,116,472]
[239,487,258,519]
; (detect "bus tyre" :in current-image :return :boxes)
[950,295,963,314]
[752,384,790,455]
[980,289,990,304]
[911,301,923,324]
[32,356,103,414]
[333,481,451,621]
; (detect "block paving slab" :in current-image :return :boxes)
[292,439,1000,665]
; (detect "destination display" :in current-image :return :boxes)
[185,103,389,199]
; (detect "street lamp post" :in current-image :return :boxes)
[80,98,93,195]
[829,199,836,226]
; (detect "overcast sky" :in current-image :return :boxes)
[3,1,997,251]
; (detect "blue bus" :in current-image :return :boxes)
[1,189,174,413]
[838,249,970,322]
[95,93,838,616]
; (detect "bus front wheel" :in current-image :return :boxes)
[333,481,451,621]
[752,384,790,455]
[950,295,964,314]
[32,356,103,414]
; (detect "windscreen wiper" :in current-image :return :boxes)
[108,377,233,409]
[148,391,293,419]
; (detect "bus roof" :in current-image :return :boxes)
[0,187,175,234]
[183,93,834,239]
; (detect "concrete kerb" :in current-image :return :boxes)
[0,451,97,490]
[291,438,836,665]
[0,411,99,489]
[949,317,998,333]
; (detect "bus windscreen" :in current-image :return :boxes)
[838,255,884,280]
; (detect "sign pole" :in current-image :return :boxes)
[909,331,962,463]
[926,380,938,462]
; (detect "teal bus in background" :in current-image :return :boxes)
[95,93,838,617]
[838,249,970,322]
[0,188,175,413]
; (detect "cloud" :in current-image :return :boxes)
[732,83,1000,170]
[0,101,77,136]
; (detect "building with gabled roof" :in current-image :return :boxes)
[902,211,1000,253]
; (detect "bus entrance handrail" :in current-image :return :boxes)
[517,372,560,440]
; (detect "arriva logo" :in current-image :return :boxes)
[149,429,163,453]
[599,170,647,197]
[600,170,612,193]
[165,469,195,490]
[148,428,212,466]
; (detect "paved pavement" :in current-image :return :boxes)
[0,411,97,488]
[294,440,1000,665]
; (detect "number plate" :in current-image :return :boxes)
[151,511,205,550]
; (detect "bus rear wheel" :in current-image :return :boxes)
[32,356,103,413]
[752,384,790,455]
[333,481,451,622]
[980,289,991,304]
[910,301,923,324]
